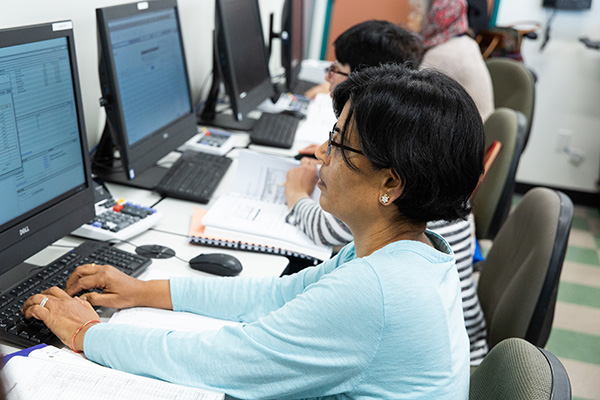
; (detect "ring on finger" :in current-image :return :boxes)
[40,297,49,308]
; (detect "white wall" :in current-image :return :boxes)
[0,0,284,149]
[496,1,600,193]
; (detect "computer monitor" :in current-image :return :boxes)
[199,0,275,131]
[280,0,304,93]
[93,0,197,189]
[0,21,95,289]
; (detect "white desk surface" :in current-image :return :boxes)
[0,98,333,357]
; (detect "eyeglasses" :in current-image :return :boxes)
[327,124,364,156]
[325,63,349,77]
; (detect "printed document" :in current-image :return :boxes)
[201,150,331,260]
[3,345,223,400]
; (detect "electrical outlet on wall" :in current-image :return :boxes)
[566,147,586,166]
[556,129,572,152]
[555,129,586,166]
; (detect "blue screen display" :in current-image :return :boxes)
[108,8,191,146]
[0,37,86,226]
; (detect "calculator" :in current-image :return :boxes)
[179,126,235,156]
[71,178,162,242]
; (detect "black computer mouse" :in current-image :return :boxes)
[189,253,243,276]
[280,109,306,120]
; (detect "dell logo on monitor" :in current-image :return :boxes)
[162,132,169,140]
[19,226,30,236]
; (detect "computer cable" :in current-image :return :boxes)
[540,8,557,51]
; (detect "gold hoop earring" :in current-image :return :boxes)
[380,194,390,205]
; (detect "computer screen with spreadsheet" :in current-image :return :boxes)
[93,0,197,188]
[0,21,94,282]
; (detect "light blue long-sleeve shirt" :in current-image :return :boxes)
[85,231,469,399]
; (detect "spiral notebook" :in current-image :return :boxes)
[188,207,325,265]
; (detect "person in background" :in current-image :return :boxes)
[285,10,489,365]
[23,64,484,399]
[409,0,494,122]
[303,20,424,99]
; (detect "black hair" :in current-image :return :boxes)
[332,63,484,223]
[334,20,424,71]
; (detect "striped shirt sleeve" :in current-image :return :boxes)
[286,197,353,246]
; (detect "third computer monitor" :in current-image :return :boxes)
[200,0,275,130]
[281,0,304,93]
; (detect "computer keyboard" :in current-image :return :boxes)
[0,240,151,348]
[71,197,162,242]
[291,79,319,96]
[250,112,300,149]
[155,151,232,204]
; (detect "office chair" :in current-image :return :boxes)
[476,187,573,349]
[472,108,526,240]
[470,337,572,400]
[486,57,537,150]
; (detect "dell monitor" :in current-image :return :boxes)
[0,21,95,289]
[199,0,275,131]
[93,0,197,189]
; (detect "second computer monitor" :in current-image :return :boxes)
[94,0,197,187]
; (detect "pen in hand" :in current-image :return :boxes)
[293,153,318,161]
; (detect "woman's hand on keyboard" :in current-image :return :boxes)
[22,286,100,351]
[65,263,172,310]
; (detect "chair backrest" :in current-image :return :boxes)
[470,337,572,400]
[477,187,573,349]
[486,57,536,150]
[472,107,526,240]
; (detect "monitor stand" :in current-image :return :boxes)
[92,126,170,191]
[96,164,169,191]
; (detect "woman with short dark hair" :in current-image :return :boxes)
[286,12,490,365]
[330,64,483,223]
[24,64,483,399]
